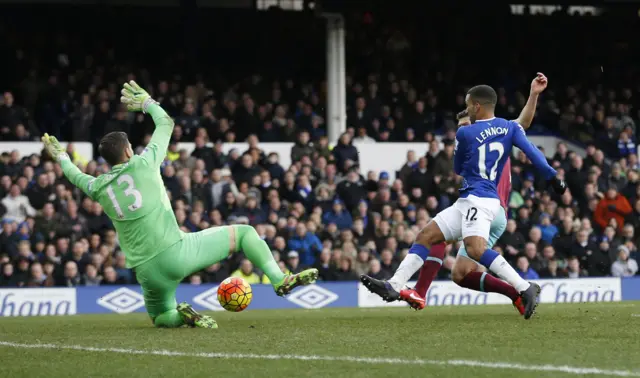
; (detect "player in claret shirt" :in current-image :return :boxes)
[399,74,550,314]
[43,81,318,329]
[361,77,566,320]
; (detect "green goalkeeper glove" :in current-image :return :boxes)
[41,133,69,162]
[120,80,158,113]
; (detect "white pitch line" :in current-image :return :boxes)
[0,340,638,377]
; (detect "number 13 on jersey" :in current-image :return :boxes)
[478,142,504,181]
[106,174,143,219]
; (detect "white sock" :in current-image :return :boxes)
[488,255,531,292]
[388,253,424,291]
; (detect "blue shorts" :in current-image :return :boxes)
[456,210,507,260]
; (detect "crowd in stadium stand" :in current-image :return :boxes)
[0,9,639,288]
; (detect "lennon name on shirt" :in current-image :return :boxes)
[474,126,509,144]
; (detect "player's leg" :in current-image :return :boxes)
[137,242,217,329]
[360,205,456,301]
[135,249,191,328]
[183,225,318,296]
[453,210,524,315]
[461,197,540,319]
[414,243,447,297]
[398,243,447,310]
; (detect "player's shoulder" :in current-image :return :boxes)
[88,172,111,196]
[455,125,467,138]
[492,117,516,126]
[124,155,148,171]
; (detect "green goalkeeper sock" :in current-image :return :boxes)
[154,309,185,328]
[234,225,285,285]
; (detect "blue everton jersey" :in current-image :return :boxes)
[454,117,557,200]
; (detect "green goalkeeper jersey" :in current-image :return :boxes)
[60,103,183,268]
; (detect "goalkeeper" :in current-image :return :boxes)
[43,81,319,329]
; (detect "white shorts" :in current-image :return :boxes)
[433,195,502,242]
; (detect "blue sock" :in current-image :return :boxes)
[478,249,500,269]
[408,243,430,261]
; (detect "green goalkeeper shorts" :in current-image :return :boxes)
[135,226,231,319]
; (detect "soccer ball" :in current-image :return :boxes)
[217,277,252,312]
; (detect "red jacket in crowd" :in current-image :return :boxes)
[594,194,632,231]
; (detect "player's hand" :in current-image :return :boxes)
[41,133,68,162]
[530,73,548,95]
[120,80,157,113]
[549,176,567,195]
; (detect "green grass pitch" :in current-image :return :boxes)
[1,302,639,378]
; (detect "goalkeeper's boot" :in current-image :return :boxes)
[399,287,426,310]
[519,282,541,320]
[177,302,218,329]
[512,296,525,316]
[274,268,319,296]
[360,275,400,302]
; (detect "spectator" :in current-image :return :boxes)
[617,132,637,158]
[537,214,558,244]
[287,223,322,266]
[594,186,632,232]
[114,252,133,284]
[524,243,544,273]
[567,256,588,278]
[82,263,102,286]
[285,251,304,274]
[333,257,358,281]
[516,255,540,280]
[336,169,366,212]
[500,219,526,265]
[332,132,359,173]
[26,173,54,210]
[2,184,36,223]
[61,260,82,287]
[102,266,121,285]
[291,130,314,162]
[354,127,376,144]
[379,249,398,277]
[408,157,436,198]
[611,246,639,277]
[322,199,353,231]
[230,259,261,284]
[353,248,371,276]
[313,248,335,281]
[35,203,62,242]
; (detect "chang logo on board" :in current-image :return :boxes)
[0,289,76,316]
[97,287,145,314]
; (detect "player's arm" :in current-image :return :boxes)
[453,127,466,175]
[141,104,174,168]
[42,134,95,198]
[511,123,555,179]
[120,81,172,168]
[511,122,566,194]
[513,73,547,129]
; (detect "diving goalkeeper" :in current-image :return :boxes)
[42,81,319,328]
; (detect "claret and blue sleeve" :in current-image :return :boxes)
[510,121,557,180]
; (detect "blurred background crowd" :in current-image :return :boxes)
[0,3,639,288]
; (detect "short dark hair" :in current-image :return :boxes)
[99,132,129,166]
[467,85,497,107]
[456,109,469,120]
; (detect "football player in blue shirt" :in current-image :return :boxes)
[361,84,566,319]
